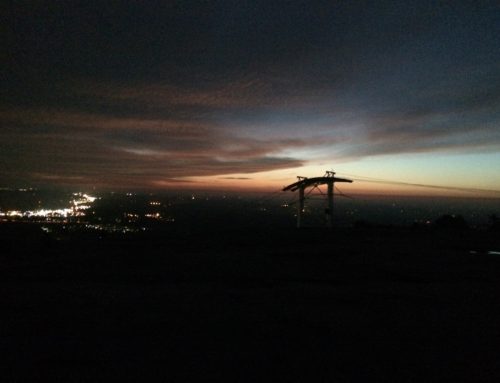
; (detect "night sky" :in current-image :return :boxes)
[2,1,499,194]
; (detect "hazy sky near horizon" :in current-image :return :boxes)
[2,1,500,194]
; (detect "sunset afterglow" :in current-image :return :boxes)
[2,2,499,197]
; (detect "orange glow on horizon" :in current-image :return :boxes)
[160,174,500,199]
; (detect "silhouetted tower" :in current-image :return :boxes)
[283,171,352,228]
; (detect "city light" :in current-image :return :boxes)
[0,192,98,221]
[145,212,162,219]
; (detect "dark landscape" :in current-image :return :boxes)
[2,192,500,382]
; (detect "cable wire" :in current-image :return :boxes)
[335,172,500,196]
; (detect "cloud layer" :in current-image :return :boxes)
[1,1,499,189]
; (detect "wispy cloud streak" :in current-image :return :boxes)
[1,1,499,189]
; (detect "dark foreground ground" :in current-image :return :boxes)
[1,224,500,382]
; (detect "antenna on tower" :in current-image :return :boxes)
[282,170,352,228]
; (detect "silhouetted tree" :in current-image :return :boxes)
[488,214,500,232]
[353,220,373,229]
[435,214,468,230]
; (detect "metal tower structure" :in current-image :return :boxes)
[283,171,352,228]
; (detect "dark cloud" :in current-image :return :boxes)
[1,1,499,188]
[0,105,309,188]
[219,177,252,180]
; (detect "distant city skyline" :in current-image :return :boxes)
[2,1,499,197]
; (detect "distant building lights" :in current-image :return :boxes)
[145,212,162,219]
[83,194,96,202]
[3,191,98,222]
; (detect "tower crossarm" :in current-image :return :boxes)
[282,176,352,192]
